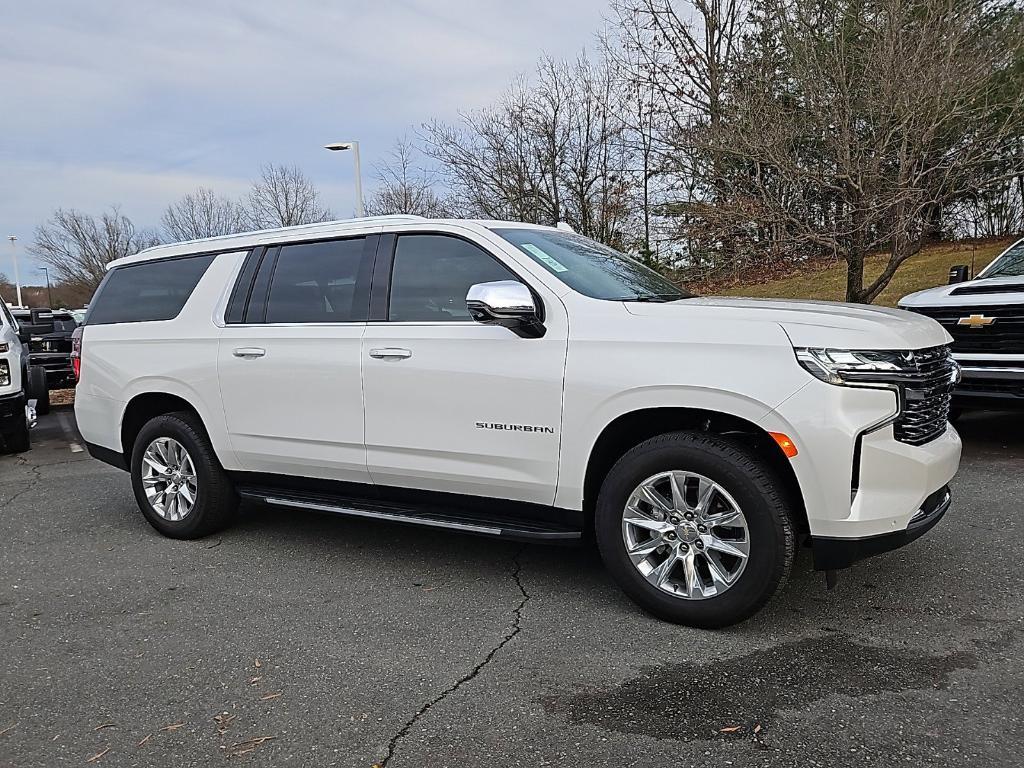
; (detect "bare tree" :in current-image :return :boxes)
[28,208,160,292]
[0,272,13,305]
[244,164,332,229]
[690,0,1024,301]
[423,56,635,245]
[365,138,453,217]
[162,187,246,241]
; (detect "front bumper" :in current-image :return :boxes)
[954,362,1024,409]
[762,378,961,567]
[810,485,950,570]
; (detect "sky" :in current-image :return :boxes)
[1,0,610,279]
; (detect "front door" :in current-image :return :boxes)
[361,232,567,505]
[218,235,374,482]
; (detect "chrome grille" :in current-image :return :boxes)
[891,345,957,446]
[905,305,1024,354]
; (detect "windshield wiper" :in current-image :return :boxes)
[611,294,684,303]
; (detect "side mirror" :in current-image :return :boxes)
[948,265,970,284]
[466,281,545,338]
[17,326,32,344]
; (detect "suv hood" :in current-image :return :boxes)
[900,276,1024,308]
[625,296,952,350]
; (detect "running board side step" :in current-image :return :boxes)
[237,487,583,543]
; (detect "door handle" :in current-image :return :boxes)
[369,347,412,360]
[233,347,266,359]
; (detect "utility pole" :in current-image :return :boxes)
[7,235,22,307]
[40,267,53,308]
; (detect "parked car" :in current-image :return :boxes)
[900,238,1024,414]
[75,216,962,627]
[0,303,42,452]
[11,307,78,407]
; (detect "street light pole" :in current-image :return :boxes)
[324,141,365,218]
[40,267,53,308]
[7,235,22,308]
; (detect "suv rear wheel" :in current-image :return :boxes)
[595,431,795,628]
[130,412,238,538]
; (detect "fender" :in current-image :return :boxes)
[119,375,240,469]
[554,384,794,511]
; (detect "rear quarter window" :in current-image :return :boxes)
[86,254,216,325]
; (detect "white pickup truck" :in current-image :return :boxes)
[900,238,1024,415]
[74,216,961,627]
[0,302,41,452]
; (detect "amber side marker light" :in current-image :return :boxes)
[769,432,798,458]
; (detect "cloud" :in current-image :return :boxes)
[2,0,608,274]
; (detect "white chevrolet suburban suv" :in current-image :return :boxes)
[76,216,962,627]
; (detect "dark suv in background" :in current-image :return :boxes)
[11,308,80,412]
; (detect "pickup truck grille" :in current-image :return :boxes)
[905,305,1024,354]
[892,345,957,446]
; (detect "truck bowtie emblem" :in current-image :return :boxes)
[957,314,996,329]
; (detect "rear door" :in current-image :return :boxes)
[217,235,376,481]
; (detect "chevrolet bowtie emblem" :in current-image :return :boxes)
[957,314,996,329]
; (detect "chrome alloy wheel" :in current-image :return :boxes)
[141,437,198,521]
[621,471,750,600]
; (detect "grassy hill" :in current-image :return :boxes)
[714,238,1013,306]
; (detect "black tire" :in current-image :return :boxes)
[2,412,31,454]
[129,411,238,539]
[595,431,795,628]
[27,366,50,415]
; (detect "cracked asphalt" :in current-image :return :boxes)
[1,405,1022,767]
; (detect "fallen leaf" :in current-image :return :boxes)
[260,692,282,701]
[719,725,742,733]
[0,724,16,738]
[753,724,762,734]
[93,723,115,731]
[227,735,275,757]
[249,676,262,685]
[159,722,185,732]
[137,734,152,748]
[214,713,236,734]
[254,658,262,668]
[86,747,110,763]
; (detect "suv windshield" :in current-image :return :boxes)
[492,228,691,302]
[981,239,1024,278]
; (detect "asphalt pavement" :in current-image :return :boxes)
[1,404,1021,767]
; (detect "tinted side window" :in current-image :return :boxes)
[87,255,215,325]
[265,238,367,324]
[389,235,516,322]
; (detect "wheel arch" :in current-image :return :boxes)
[580,406,808,535]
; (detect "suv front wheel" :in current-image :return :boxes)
[130,412,238,539]
[596,431,795,628]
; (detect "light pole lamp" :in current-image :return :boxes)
[324,141,365,218]
[7,235,22,308]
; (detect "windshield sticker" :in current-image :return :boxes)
[521,243,569,273]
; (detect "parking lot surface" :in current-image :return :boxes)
[1,405,1022,767]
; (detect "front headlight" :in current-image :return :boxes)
[0,360,10,387]
[795,347,906,387]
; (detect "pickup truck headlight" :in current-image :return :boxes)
[795,347,907,387]
[0,360,9,387]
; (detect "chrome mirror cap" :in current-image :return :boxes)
[466,281,545,338]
